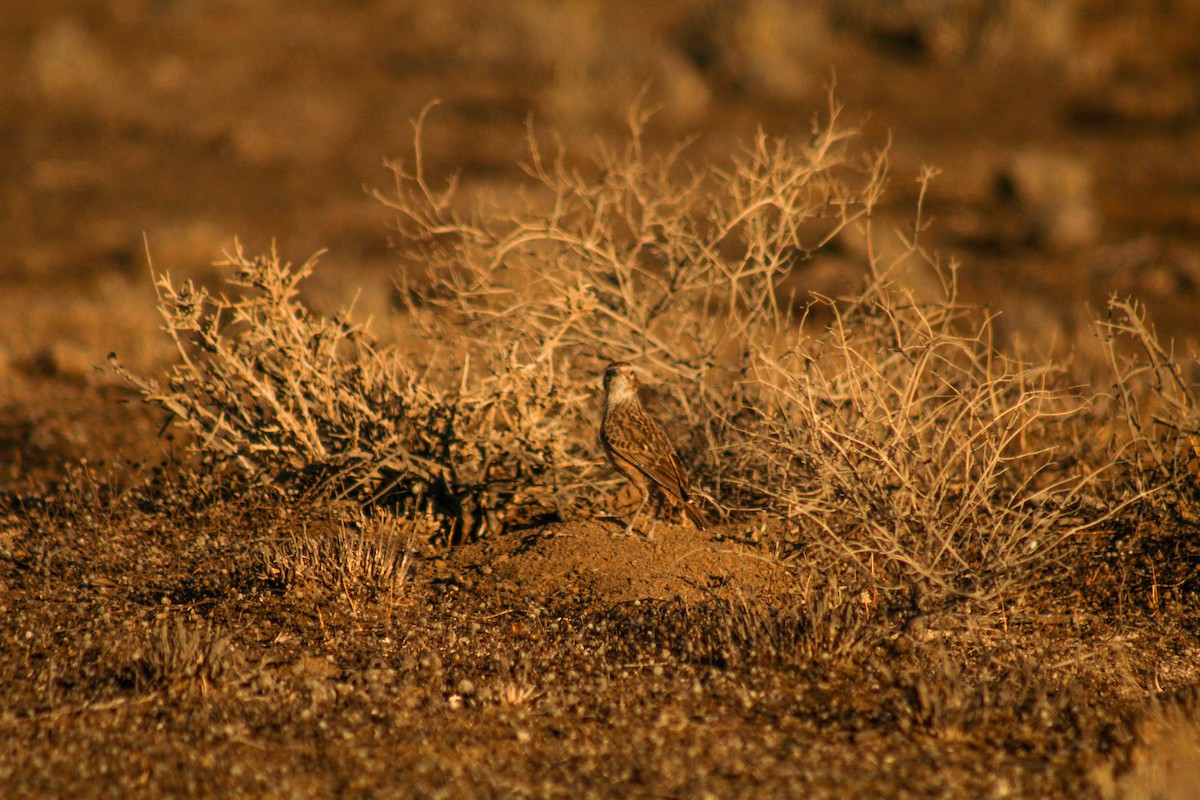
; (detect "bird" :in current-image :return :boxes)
[599,361,707,536]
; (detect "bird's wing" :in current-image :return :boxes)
[607,409,691,500]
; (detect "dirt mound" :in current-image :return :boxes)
[445,519,794,611]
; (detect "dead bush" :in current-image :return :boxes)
[739,278,1119,603]
[110,244,590,541]
[116,97,896,540]
[115,98,1154,597]
[380,99,887,513]
[1096,297,1200,512]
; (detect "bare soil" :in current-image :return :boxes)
[4,2,1200,797]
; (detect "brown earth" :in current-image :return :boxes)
[3,469,1199,797]
[4,1,1200,797]
[450,519,795,611]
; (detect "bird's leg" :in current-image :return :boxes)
[643,492,661,540]
[623,487,649,536]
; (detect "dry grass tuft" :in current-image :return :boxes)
[262,510,422,603]
[133,618,238,691]
[1093,693,1200,800]
[715,577,878,668]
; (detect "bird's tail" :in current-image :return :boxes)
[683,499,708,531]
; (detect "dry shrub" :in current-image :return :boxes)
[109,246,411,491]
[110,244,588,540]
[743,281,1112,603]
[381,99,886,510]
[117,99,885,538]
[1097,297,1200,509]
[117,98,1157,605]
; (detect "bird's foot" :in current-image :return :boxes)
[642,518,658,540]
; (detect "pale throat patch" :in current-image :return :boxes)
[606,375,638,406]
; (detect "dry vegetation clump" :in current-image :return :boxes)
[114,99,890,539]
[380,100,887,509]
[131,618,239,692]
[109,244,589,541]
[382,103,1147,606]
[113,100,1189,613]
[1096,297,1200,513]
[682,578,879,670]
[261,509,423,604]
[745,286,1107,604]
[588,573,879,675]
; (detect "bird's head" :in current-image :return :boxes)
[602,361,640,405]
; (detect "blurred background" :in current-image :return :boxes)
[4,0,1200,375]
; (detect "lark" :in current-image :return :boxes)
[599,361,707,536]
